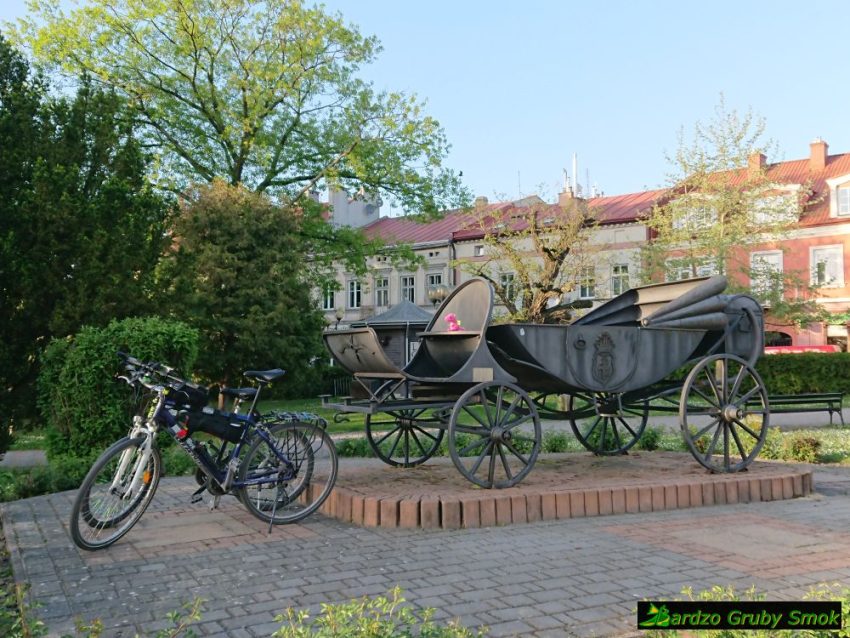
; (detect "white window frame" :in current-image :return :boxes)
[499,272,517,306]
[347,280,361,309]
[750,250,783,295]
[321,283,335,310]
[839,186,850,216]
[400,275,415,303]
[810,245,845,288]
[610,264,630,297]
[578,267,596,299]
[473,245,485,257]
[426,272,443,289]
[374,276,389,307]
[826,174,850,218]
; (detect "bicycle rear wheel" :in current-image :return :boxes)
[70,436,161,551]
[237,422,337,524]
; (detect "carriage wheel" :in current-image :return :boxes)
[532,393,572,419]
[680,354,769,473]
[365,409,445,467]
[568,393,649,455]
[448,381,541,489]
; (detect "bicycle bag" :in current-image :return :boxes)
[183,408,246,443]
[167,381,209,410]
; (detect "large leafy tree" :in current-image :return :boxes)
[18,0,467,214]
[0,33,173,429]
[156,180,326,390]
[457,198,597,323]
[642,97,822,325]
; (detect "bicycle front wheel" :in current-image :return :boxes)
[70,436,161,551]
[237,422,337,524]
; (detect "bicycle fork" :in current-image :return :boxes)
[111,417,154,500]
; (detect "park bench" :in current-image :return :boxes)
[756,392,845,426]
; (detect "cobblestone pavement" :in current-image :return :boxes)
[3,460,850,638]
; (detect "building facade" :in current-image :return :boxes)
[320,139,850,348]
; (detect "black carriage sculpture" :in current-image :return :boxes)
[322,275,769,489]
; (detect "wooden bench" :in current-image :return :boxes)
[755,393,845,426]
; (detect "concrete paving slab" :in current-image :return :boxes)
[0,456,849,637]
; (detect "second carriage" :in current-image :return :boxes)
[322,275,770,489]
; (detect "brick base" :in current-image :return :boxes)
[326,453,814,530]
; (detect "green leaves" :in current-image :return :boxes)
[19,0,469,213]
[155,181,326,389]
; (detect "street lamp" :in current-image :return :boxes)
[334,306,344,329]
[427,283,450,307]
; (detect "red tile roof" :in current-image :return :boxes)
[360,202,514,245]
[360,149,850,244]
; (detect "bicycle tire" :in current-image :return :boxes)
[70,436,161,551]
[237,422,337,524]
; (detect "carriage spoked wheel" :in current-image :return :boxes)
[680,353,769,473]
[448,381,541,489]
[365,409,445,467]
[531,393,572,419]
[568,392,649,455]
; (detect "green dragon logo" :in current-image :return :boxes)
[640,603,671,628]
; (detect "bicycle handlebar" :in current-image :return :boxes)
[116,351,187,392]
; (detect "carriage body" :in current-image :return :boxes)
[322,276,770,488]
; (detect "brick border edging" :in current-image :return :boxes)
[316,471,813,529]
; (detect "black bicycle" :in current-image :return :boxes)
[70,353,337,551]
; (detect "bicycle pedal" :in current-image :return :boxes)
[190,494,203,504]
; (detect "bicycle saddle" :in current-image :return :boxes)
[221,386,258,400]
[243,369,285,383]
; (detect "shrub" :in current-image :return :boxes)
[0,454,94,502]
[636,426,663,451]
[335,437,374,458]
[273,587,485,638]
[542,430,570,453]
[756,353,850,395]
[781,433,821,463]
[38,317,199,459]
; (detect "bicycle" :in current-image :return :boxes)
[69,353,338,551]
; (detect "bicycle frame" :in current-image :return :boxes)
[142,387,298,493]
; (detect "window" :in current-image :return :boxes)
[672,203,714,230]
[666,260,718,281]
[750,251,783,295]
[474,245,485,257]
[579,267,595,299]
[374,277,389,307]
[611,264,630,297]
[839,186,850,216]
[751,194,797,225]
[811,245,844,288]
[401,275,415,303]
[499,272,517,305]
[427,273,443,288]
[322,284,335,310]
[347,280,361,309]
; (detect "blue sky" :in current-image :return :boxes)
[3,0,849,204]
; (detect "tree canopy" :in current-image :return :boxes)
[155,180,326,390]
[19,0,468,214]
[457,198,596,323]
[641,97,823,325]
[0,33,174,426]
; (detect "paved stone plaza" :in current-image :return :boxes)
[3,458,850,638]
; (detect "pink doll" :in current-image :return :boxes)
[444,312,462,331]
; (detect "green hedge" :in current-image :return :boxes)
[755,353,850,395]
[38,317,199,459]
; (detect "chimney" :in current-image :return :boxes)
[748,151,766,177]
[474,195,489,209]
[810,138,828,172]
[558,186,575,207]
